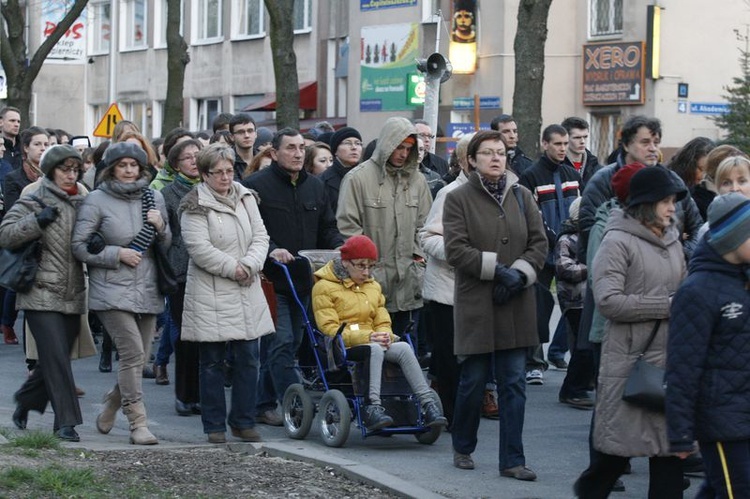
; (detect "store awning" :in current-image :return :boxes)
[242,81,318,111]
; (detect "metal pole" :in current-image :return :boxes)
[108,0,118,104]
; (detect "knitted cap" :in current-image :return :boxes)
[330,127,362,155]
[103,142,147,169]
[253,127,274,155]
[611,163,645,204]
[340,235,378,261]
[627,167,687,208]
[568,197,582,221]
[707,193,750,255]
[40,145,82,176]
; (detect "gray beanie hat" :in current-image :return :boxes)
[253,127,274,155]
[40,145,82,176]
[103,142,148,169]
[707,192,750,255]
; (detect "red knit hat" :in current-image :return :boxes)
[340,235,378,261]
[611,162,646,204]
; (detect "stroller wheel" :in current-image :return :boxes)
[282,383,314,439]
[318,389,351,448]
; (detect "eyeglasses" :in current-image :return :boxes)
[178,154,197,163]
[350,262,379,271]
[233,128,256,135]
[418,133,436,140]
[476,149,507,158]
[206,169,234,178]
[340,140,363,148]
[58,165,81,175]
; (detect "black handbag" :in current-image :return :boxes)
[622,319,665,412]
[0,196,48,292]
[153,242,178,296]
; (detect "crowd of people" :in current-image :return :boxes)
[0,103,748,497]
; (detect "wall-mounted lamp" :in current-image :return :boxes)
[646,5,662,80]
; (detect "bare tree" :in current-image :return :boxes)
[162,0,190,135]
[512,0,552,158]
[0,0,88,127]
[264,0,300,130]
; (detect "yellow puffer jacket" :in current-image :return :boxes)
[312,259,394,347]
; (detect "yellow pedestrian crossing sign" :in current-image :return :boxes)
[93,103,124,138]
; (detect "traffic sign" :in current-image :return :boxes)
[93,103,124,138]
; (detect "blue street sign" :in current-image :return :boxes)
[452,96,501,110]
[446,122,491,137]
[689,102,730,115]
[677,101,687,114]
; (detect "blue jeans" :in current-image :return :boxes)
[2,289,17,327]
[155,304,177,366]
[255,294,305,413]
[699,440,750,499]
[452,348,527,470]
[199,340,259,434]
[547,317,569,362]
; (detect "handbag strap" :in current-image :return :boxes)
[639,319,662,356]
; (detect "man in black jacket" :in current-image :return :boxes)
[491,114,534,176]
[561,117,601,189]
[244,128,344,426]
[318,126,363,215]
[413,119,449,177]
[0,107,22,170]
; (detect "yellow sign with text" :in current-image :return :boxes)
[93,103,124,138]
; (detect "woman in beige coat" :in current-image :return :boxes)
[179,144,274,444]
[574,167,688,498]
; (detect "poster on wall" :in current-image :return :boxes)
[360,23,419,112]
[42,0,87,63]
[449,0,477,74]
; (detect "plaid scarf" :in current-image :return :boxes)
[129,188,157,252]
[480,173,508,205]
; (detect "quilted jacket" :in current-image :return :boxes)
[554,220,586,313]
[0,178,87,315]
[666,239,750,451]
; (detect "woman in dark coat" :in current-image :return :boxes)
[443,130,547,478]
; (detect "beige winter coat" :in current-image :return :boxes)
[592,209,686,457]
[179,182,274,342]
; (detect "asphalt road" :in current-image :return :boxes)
[0,313,698,499]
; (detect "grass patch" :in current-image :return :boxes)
[0,465,96,496]
[9,431,60,450]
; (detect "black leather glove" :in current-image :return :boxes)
[87,232,106,254]
[492,264,526,306]
[36,206,59,228]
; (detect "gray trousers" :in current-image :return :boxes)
[96,311,156,408]
[361,342,431,406]
[15,311,82,429]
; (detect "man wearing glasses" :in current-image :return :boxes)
[229,113,257,181]
[319,126,363,214]
[244,128,343,427]
[413,119,449,178]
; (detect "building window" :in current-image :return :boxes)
[123,0,147,49]
[155,0,184,48]
[421,0,439,23]
[196,0,223,42]
[89,0,111,54]
[590,113,622,162]
[590,0,623,38]
[123,102,150,137]
[293,0,312,33]
[195,98,222,131]
[233,0,264,38]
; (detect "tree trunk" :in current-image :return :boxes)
[0,0,89,127]
[512,0,552,159]
[162,0,190,135]
[264,0,300,130]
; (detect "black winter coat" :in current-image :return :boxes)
[562,148,601,189]
[666,239,750,451]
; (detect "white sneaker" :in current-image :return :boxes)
[526,369,544,385]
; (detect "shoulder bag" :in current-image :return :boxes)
[0,196,47,292]
[621,319,665,412]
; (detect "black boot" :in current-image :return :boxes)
[362,404,393,431]
[99,332,113,373]
[12,404,28,430]
[422,400,448,427]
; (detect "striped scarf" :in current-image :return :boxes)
[129,188,157,252]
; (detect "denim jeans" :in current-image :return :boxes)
[2,289,17,327]
[255,294,305,413]
[452,347,527,470]
[199,339,259,434]
[155,309,176,367]
[700,440,750,499]
[547,317,568,362]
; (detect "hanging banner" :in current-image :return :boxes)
[449,0,477,74]
[360,23,419,112]
[42,0,87,63]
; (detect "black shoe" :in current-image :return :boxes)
[142,366,155,379]
[12,404,27,430]
[549,358,568,370]
[191,403,201,415]
[362,405,393,431]
[612,478,626,492]
[422,401,448,427]
[55,426,80,442]
[559,395,595,410]
[175,399,192,416]
[682,453,705,474]
[98,352,112,373]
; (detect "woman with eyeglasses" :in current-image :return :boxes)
[443,130,547,478]
[0,145,91,441]
[179,143,274,444]
[312,235,447,432]
[72,142,171,445]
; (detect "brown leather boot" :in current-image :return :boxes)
[2,325,18,345]
[96,386,122,434]
[153,364,169,385]
[481,389,499,419]
[123,401,158,445]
